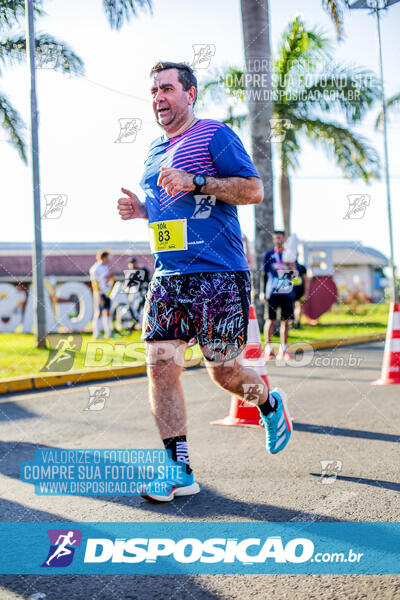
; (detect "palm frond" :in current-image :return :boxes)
[199,67,246,104]
[0,91,27,162]
[293,116,380,181]
[198,71,226,104]
[279,126,301,171]
[321,0,345,40]
[298,65,379,121]
[102,0,151,30]
[0,0,43,28]
[223,110,247,130]
[0,33,84,76]
[375,91,400,130]
[275,15,331,88]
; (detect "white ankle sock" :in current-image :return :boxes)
[93,315,101,337]
[103,313,111,337]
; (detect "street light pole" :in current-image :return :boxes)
[347,0,399,303]
[374,3,399,302]
[25,0,47,347]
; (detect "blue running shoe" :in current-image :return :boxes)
[259,387,293,454]
[141,460,200,503]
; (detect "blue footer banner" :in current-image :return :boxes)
[0,522,399,574]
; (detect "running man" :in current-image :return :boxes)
[117,61,292,502]
[45,531,77,566]
[261,231,297,361]
[45,335,76,370]
[89,250,113,339]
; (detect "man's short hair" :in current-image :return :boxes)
[96,250,110,261]
[149,61,198,104]
[273,230,285,236]
[128,257,137,264]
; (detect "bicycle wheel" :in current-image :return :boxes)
[114,303,137,336]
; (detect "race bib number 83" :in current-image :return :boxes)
[148,219,188,253]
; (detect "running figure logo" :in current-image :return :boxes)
[85,386,110,411]
[115,118,142,143]
[122,269,145,293]
[268,118,292,143]
[275,269,298,294]
[41,335,82,372]
[36,45,62,69]
[319,459,342,484]
[242,383,264,404]
[191,44,216,69]
[42,529,82,567]
[42,194,68,219]
[343,194,370,219]
[191,195,216,219]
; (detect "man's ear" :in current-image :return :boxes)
[188,86,197,106]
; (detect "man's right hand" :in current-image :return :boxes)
[118,188,146,220]
[260,293,265,303]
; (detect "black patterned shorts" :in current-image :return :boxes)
[142,271,251,362]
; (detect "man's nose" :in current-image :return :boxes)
[153,88,165,103]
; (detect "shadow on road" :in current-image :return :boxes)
[0,572,222,600]
[309,473,400,492]
[135,484,343,522]
[293,422,400,443]
[0,440,342,523]
[0,402,38,422]
[0,498,223,599]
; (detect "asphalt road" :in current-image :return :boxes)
[0,342,399,599]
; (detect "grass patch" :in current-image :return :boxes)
[286,303,388,343]
[0,303,389,379]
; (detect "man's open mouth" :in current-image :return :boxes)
[157,107,170,115]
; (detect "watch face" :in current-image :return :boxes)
[194,174,206,187]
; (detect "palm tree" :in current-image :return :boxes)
[321,0,345,40]
[0,0,151,162]
[102,0,151,30]
[237,0,347,323]
[1,2,84,161]
[239,0,274,313]
[201,15,380,235]
[376,91,400,130]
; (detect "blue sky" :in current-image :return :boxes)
[1,0,399,264]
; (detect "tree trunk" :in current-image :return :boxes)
[240,0,274,329]
[280,166,291,235]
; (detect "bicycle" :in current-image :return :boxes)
[110,281,148,336]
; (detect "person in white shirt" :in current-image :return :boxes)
[89,250,113,338]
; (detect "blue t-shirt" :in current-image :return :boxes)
[262,249,295,298]
[139,119,259,276]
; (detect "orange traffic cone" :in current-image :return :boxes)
[372,301,400,385]
[211,305,270,428]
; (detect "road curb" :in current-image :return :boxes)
[0,357,203,396]
[306,333,385,350]
[0,335,384,396]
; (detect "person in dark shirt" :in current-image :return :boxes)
[125,257,151,322]
[260,231,297,361]
[127,257,150,289]
[292,259,308,329]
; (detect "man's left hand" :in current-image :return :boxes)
[157,167,195,196]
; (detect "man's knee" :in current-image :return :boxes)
[146,341,185,379]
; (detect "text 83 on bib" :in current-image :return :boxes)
[148,219,188,253]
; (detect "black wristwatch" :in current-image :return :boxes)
[193,174,206,195]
